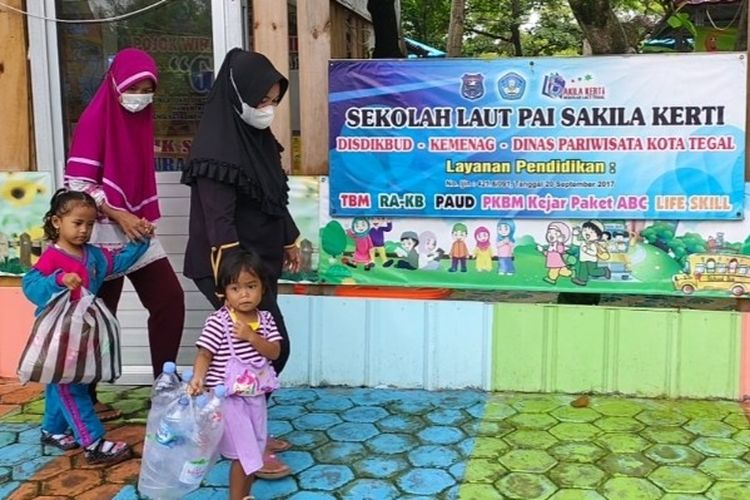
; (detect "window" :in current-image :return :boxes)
[56,0,213,172]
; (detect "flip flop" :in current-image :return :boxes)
[94,402,123,422]
[266,436,291,453]
[255,453,291,480]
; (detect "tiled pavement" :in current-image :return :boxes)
[3,379,750,498]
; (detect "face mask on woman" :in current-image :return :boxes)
[230,70,275,129]
[120,92,153,113]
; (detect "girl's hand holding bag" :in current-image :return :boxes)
[17,289,122,385]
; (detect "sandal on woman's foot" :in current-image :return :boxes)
[255,453,291,480]
[84,439,132,465]
[40,430,79,451]
[266,436,291,453]
[94,402,122,422]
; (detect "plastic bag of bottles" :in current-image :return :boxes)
[138,362,226,499]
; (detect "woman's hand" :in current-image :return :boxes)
[284,245,300,273]
[111,211,153,241]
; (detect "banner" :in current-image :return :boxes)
[0,172,52,276]
[329,54,746,220]
[310,178,750,299]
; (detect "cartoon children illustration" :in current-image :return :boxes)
[343,217,374,270]
[449,223,469,272]
[472,226,493,272]
[418,231,444,271]
[729,258,739,274]
[369,217,393,265]
[496,220,516,275]
[536,221,573,284]
[571,220,612,286]
[385,231,419,270]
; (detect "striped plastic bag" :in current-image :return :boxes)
[17,289,122,384]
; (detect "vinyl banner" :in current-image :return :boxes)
[318,178,750,299]
[329,54,746,220]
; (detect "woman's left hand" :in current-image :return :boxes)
[284,245,301,273]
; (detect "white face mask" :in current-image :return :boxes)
[120,93,153,113]
[230,70,275,129]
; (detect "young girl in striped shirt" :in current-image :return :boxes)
[187,251,281,500]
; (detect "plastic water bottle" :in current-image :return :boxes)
[140,395,194,499]
[151,361,180,407]
[181,368,194,385]
[198,385,226,426]
[176,386,227,491]
[194,385,226,445]
[155,396,193,448]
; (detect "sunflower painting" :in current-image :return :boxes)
[0,172,52,276]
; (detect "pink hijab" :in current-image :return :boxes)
[65,48,160,221]
[474,226,491,250]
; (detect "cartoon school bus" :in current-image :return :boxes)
[673,253,750,296]
[601,222,636,280]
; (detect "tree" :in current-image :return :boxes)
[401,0,583,57]
[640,222,676,252]
[447,0,467,56]
[321,221,348,260]
[568,0,630,53]
[524,2,582,56]
[736,0,748,51]
[669,233,707,266]
[400,0,452,51]
[567,0,668,53]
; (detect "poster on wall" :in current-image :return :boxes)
[315,177,750,298]
[280,177,321,283]
[329,54,746,220]
[0,173,52,276]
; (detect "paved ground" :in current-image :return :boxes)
[2,379,750,498]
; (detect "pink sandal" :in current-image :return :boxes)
[266,436,291,453]
[255,452,291,480]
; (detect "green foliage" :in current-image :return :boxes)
[666,12,697,38]
[400,0,670,57]
[669,232,707,266]
[321,221,348,258]
[640,222,676,247]
[400,0,452,53]
[523,1,582,56]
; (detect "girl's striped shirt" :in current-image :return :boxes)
[196,307,281,387]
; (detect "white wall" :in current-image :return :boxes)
[117,172,212,384]
[117,172,493,390]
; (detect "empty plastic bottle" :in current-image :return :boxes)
[150,361,181,408]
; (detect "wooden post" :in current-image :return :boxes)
[252,0,292,172]
[740,6,750,313]
[297,0,331,175]
[0,0,31,170]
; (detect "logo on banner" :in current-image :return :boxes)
[542,72,606,100]
[497,72,526,100]
[460,73,485,100]
[541,73,566,98]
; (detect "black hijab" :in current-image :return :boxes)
[182,49,290,216]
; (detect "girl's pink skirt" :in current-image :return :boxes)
[219,395,267,475]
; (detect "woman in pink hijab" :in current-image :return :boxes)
[65,48,185,420]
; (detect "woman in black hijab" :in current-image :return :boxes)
[182,49,299,479]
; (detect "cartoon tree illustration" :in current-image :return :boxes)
[640,222,676,253]
[321,221,348,260]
